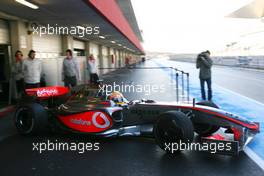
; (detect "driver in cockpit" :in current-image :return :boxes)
[107,91,128,106]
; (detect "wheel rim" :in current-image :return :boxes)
[15,107,34,133]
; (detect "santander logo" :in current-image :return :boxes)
[26,86,69,98]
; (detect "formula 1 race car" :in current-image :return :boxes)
[14,84,260,155]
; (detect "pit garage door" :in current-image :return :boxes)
[0,19,10,101]
[32,33,62,58]
[73,39,87,84]
[0,19,9,44]
[73,39,85,56]
[32,34,62,86]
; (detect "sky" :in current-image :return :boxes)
[131,0,264,54]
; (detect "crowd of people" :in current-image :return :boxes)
[12,49,99,97]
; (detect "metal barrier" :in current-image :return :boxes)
[99,66,190,103]
[170,56,264,69]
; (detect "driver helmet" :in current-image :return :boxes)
[107,91,127,105]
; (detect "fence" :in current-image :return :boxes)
[99,65,190,103]
[170,56,264,69]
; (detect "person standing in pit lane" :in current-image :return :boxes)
[22,50,42,89]
[87,54,99,84]
[12,50,24,97]
[62,49,81,88]
[196,50,213,101]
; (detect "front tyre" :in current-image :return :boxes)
[154,111,194,154]
[14,103,48,135]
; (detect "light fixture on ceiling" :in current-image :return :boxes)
[118,44,122,46]
[99,35,105,39]
[111,41,116,44]
[15,0,39,9]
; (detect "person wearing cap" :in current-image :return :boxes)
[62,49,80,88]
[196,50,213,101]
[22,50,42,89]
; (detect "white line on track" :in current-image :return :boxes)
[244,147,264,171]
[213,83,264,107]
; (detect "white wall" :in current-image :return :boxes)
[0,19,9,44]
[32,33,62,58]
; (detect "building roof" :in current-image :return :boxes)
[0,0,144,55]
[117,0,143,42]
[227,0,264,18]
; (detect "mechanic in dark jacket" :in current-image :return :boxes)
[196,50,213,101]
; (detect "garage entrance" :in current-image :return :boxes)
[0,45,11,104]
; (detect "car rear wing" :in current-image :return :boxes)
[25,86,69,99]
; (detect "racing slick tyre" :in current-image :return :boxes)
[154,111,194,154]
[14,103,48,135]
[194,101,220,137]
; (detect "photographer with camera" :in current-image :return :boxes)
[196,50,213,101]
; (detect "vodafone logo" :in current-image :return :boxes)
[59,111,112,133]
[92,112,111,129]
[70,118,91,126]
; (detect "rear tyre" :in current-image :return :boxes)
[154,111,194,154]
[14,103,48,135]
[194,101,220,137]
